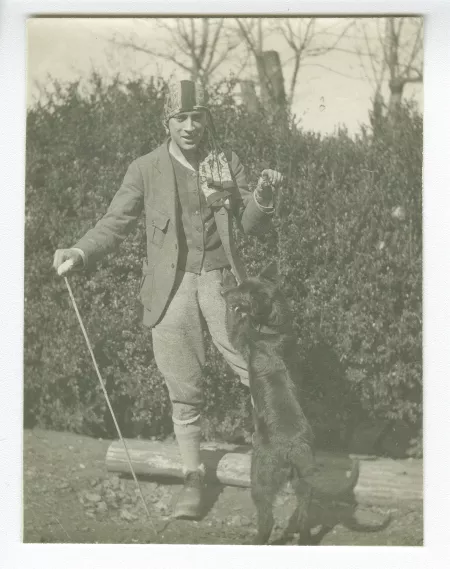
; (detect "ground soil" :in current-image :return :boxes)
[23,428,423,546]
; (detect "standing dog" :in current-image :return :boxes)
[222,264,360,545]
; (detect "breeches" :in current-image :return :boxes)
[151,268,249,425]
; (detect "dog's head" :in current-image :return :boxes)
[222,263,292,347]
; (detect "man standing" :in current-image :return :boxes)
[53,78,283,519]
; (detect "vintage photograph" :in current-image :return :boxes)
[24,16,423,545]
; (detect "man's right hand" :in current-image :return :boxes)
[53,249,83,276]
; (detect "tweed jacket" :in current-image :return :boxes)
[74,141,273,327]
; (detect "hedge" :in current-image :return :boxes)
[24,75,422,455]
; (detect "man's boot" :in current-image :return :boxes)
[173,465,205,519]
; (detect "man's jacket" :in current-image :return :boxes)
[74,142,273,327]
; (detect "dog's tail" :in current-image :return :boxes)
[290,445,360,497]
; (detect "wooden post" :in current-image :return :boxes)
[262,50,287,109]
[105,440,422,505]
[239,80,259,113]
[256,50,287,117]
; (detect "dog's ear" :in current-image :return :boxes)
[259,262,278,284]
[222,269,237,292]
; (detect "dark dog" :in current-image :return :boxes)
[222,263,360,545]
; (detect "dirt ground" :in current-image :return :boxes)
[23,428,423,546]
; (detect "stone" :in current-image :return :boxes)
[104,489,116,501]
[96,501,108,514]
[120,509,138,522]
[155,501,168,514]
[110,475,121,490]
[84,492,102,504]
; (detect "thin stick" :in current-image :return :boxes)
[63,276,156,533]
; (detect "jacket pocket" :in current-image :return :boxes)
[148,207,170,248]
[139,259,154,307]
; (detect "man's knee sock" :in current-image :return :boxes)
[173,419,202,473]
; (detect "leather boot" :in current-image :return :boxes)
[173,466,205,519]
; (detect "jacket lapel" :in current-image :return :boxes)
[150,142,178,226]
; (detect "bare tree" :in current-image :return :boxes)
[234,18,357,115]
[111,18,240,87]
[384,17,423,114]
[235,18,287,114]
[276,18,356,107]
[353,17,423,117]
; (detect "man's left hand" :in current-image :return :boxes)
[255,169,284,206]
[261,169,284,190]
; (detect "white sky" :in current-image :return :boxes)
[27,17,423,135]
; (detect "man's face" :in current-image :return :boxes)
[168,110,207,152]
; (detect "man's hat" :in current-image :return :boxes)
[164,77,208,123]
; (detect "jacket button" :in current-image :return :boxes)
[171,263,175,268]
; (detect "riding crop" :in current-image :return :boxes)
[57,259,155,533]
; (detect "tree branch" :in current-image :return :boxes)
[235,19,257,57]
[197,18,210,67]
[302,62,365,81]
[204,19,223,73]
[402,19,423,81]
[190,18,197,55]
[111,38,192,74]
[304,22,356,57]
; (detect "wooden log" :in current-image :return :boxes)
[106,440,251,487]
[106,440,422,505]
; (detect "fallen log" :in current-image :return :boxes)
[105,440,422,505]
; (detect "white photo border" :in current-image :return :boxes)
[1,1,449,568]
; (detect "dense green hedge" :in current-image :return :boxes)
[24,76,422,455]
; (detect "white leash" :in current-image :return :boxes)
[57,260,155,533]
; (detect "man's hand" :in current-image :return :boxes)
[255,169,285,206]
[53,249,83,276]
[261,169,284,190]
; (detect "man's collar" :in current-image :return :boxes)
[168,139,197,172]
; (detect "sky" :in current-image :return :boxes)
[26,17,423,136]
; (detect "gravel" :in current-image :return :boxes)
[76,474,174,523]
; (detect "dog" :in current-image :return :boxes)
[222,263,360,545]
